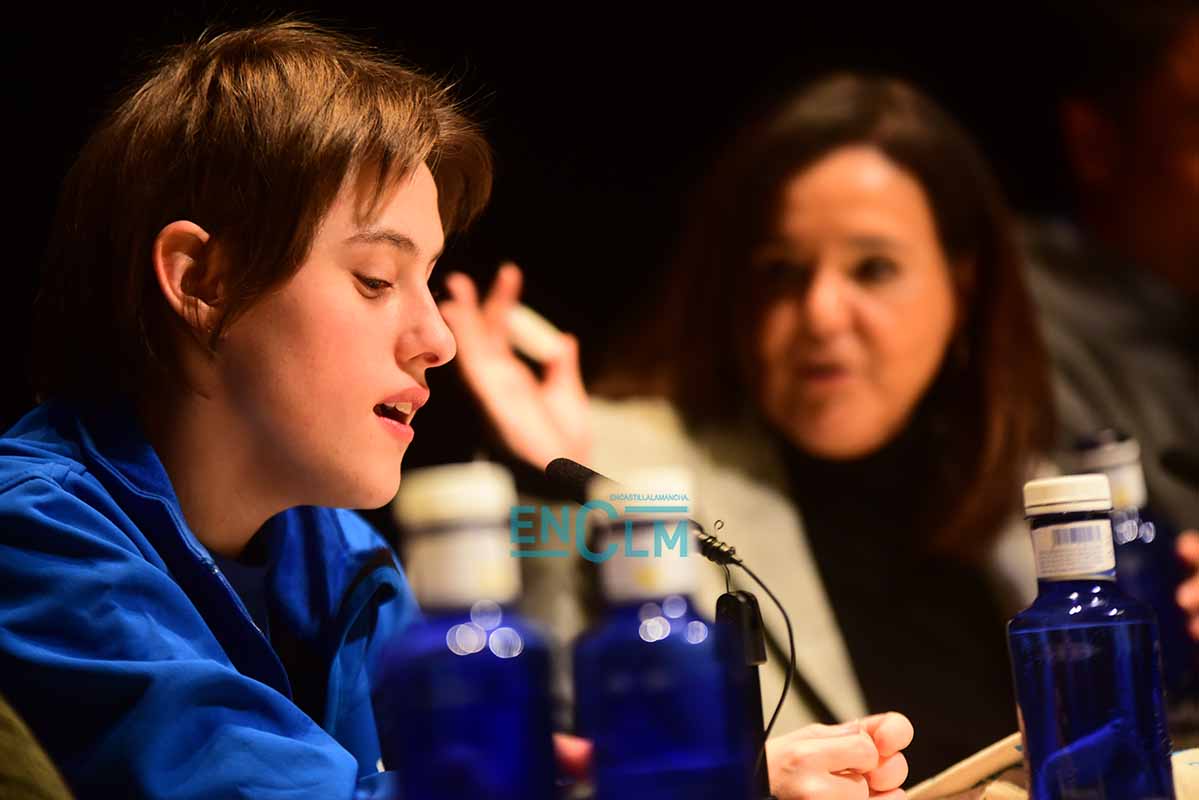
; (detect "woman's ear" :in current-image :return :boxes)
[152,220,222,340]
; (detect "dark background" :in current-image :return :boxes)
[8,4,1084,468]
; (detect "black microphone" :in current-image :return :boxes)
[544,457,611,506]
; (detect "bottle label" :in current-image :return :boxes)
[1031,519,1116,579]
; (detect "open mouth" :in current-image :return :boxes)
[374,402,414,425]
[801,364,849,380]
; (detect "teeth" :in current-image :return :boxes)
[389,402,413,415]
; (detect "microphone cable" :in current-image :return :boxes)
[695,522,795,779]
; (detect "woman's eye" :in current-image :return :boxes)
[355,274,392,294]
[853,255,899,284]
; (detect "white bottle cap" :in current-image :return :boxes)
[394,461,516,528]
[585,466,698,602]
[1023,474,1112,516]
[1075,435,1141,472]
[392,462,521,608]
[1074,434,1148,509]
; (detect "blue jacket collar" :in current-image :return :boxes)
[63,398,295,696]
[63,398,404,719]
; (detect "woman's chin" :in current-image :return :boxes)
[361,480,404,511]
[801,441,881,462]
[316,470,404,512]
[780,420,893,462]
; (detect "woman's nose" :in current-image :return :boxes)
[801,268,852,339]
[401,289,457,369]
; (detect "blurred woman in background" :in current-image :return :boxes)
[442,74,1054,783]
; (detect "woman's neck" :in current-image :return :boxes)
[779,405,947,548]
[137,385,285,559]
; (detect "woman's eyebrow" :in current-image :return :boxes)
[845,233,903,252]
[344,227,445,262]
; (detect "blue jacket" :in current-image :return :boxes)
[0,400,418,799]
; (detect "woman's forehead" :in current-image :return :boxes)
[317,164,445,260]
[773,149,937,247]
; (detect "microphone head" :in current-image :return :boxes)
[544,458,613,505]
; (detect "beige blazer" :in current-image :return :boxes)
[563,396,1038,737]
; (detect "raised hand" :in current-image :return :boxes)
[440,264,592,469]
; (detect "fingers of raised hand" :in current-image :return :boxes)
[480,263,524,330]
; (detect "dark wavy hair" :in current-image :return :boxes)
[600,74,1053,560]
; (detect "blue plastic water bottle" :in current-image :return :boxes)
[1008,474,1175,799]
[572,467,754,800]
[1075,431,1199,734]
[373,462,556,800]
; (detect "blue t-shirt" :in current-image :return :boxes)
[211,542,273,639]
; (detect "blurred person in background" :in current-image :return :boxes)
[1025,1,1199,638]
[443,74,1055,784]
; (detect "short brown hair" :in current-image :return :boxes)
[33,19,492,401]
[601,75,1053,561]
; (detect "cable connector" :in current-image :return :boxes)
[696,523,742,566]
[697,532,741,565]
